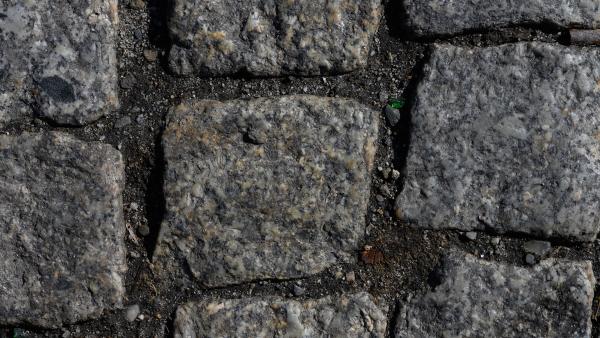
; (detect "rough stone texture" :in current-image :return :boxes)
[0,0,119,126]
[168,0,382,76]
[402,0,600,37]
[395,252,595,338]
[156,96,379,287]
[174,292,387,338]
[396,43,600,241]
[0,132,126,328]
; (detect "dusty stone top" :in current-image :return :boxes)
[396,42,600,241]
[0,132,127,328]
[155,95,379,287]
[401,0,600,37]
[0,0,119,126]
[168,0,382,76]
[174,292,388,338]
[396,252,595,338]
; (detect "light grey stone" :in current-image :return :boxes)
[0,0,119,126]
[396,252,595,338]
[155,96,378,287]
[0,132,126,328]
[396,43,600,241]
[168,0,382,76]
[174,292,387,338]
[402,0,600,37]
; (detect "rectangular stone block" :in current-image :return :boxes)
[0,132,127,328]
[156,96,378,287]
[168,0,382,76]
[0,0,119,126]
[402,0,600,36]
[396,252,595,337]
[175,292,388,338]
[396,43,600,241]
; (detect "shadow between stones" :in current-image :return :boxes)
[147,0,173,69]
[144,130,166,257]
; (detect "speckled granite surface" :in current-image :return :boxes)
[0,132,126,328]
[0,0,119,126]
[174,292,387,338]
[396,252,595,338]
[155,96,379,287]
[402,0,600,36]
[396,43,600,241]
[168,0,382,76]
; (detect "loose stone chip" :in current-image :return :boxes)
[168,0,382,76]
[0,0,119,126]
[395,252,595,338]
[0,132,126,328]
[402,0,600,37]
[396,43,600,241]
[174,292,387,338]
[156,96,379,287]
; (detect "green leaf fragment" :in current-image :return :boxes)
[389,99,405,109]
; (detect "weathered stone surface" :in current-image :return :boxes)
[396,43,600,241]
[174,292,387,338]
[0,132,126,328]
[0,0,119,126]
[156,96,378,287]
[395,252,595,338]
[168,0,382,76]
[402,0,600,37]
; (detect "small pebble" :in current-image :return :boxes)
[385,106,401,127]
[292,284,305,296]
[126,304,140,322]
[346,271,356,283]
[525,254,536,265]
[391,169,400,180]
[115,116,131,129]
[465,232,477,241]
[523,240,551,257]
[143,49,158,62]
[138,224,150,236]
[490,237,501,245]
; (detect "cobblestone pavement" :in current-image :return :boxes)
[1,0,600,337]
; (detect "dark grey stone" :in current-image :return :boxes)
[174,292,387,338]
[168,0,382,76]
[0,0,119,126]
[396,252,595,338]
[384,106,401,126]
[155,96,379,287]
[402,0,600,37]
[523,240,552,257]
[396,43,600,241]
[0,132,127,328]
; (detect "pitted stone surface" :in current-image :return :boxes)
[395,252,595,338]
[174,292,387,338]
[168,0,382,76]
[0,0,119,126]
[156,96,378,287]
[0,132,126,328]
[402,0,600,37]
[396,43,600,241]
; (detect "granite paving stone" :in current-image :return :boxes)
[168,0,382,76]
[174,292,388,338]
[0,0,119,126]
[0,132,127,328]
[396,43,600,241]
[395,252,595,338]
[155,95,379,287]
[402,0,600,37]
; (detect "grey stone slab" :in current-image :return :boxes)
[0,0,119,126]
[395,43,600,241]
[402,0,600,37]
[0,132,126,328]
[174,292,388,338]
[395,252,595,338]
[155,96,379,287]
[168,0,382,76]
